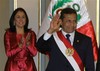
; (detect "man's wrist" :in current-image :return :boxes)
[43,32,52,40]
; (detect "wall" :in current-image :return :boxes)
[40,0,51,71]
[17,0,38,35]
[0,0,10,71]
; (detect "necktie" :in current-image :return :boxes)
[66,34,71,43]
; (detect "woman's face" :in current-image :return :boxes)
[14,11,26,28]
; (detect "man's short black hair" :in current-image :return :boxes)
[60,8,77,20]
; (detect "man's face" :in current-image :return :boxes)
[61,13,77,33]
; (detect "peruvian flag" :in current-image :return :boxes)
[37,0,98,61]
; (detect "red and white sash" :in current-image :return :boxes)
[53,31,84,71]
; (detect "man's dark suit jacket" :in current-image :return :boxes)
[96,45,100,71]
[36,31,95,71]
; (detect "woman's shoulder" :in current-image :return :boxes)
[28,28,35,32]
[5,28,11,33]
[27,28,36,35]
[5,28,16,35]
[5,28,9,31]
[4,28,12,37]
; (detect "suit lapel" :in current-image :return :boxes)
[73,31,81,49]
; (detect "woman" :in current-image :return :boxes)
[4,8,37,71]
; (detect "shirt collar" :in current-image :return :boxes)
[61,30,75,37]
[61,30,75,45]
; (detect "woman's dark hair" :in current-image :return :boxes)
[60,7,77,20]
[9,7,29,32]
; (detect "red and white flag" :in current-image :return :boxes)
[37,0,98,61]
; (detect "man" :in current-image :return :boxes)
[37,8,94,71]
[96,45,100,71]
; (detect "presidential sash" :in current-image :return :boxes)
[53,31,84,71]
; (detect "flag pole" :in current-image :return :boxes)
[38,0,41,71]
[96,0,99,45]
[14,0,17,10]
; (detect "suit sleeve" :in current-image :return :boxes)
[85,38,95,71]
[96,46,100,71]
[36,34,51,54]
